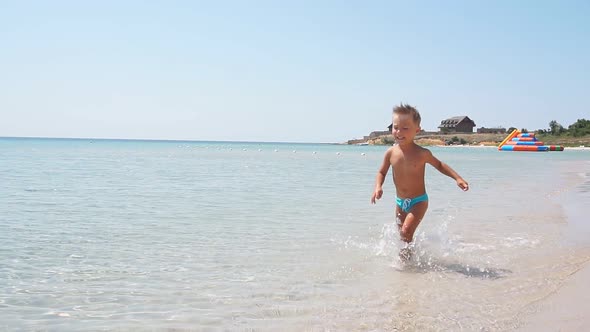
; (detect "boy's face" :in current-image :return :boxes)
[392,113,421,145]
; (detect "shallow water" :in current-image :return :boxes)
[1,138,589,331]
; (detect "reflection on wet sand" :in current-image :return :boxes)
[400,257,512,279]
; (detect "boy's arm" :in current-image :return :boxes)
[371,148,392,204]
[425,150,469,191]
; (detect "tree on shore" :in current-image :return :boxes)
[548,120,564,135]
[543,119,589,137]
[568,119,590,137]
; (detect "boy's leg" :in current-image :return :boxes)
[399,201,428,243]
[395,208,411,261]
[395,206,405,230]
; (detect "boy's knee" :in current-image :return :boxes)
[399,227,414,242]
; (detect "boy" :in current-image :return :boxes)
[370,104,469,260]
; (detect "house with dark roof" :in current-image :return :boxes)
[438,116,476,133]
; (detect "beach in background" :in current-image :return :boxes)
[1,137,589,331]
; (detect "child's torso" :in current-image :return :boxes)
[390,145,427,198]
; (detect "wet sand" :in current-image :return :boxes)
[517,259,590,331]
[518,176,590,332]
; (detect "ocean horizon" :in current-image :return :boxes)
[0,136,348,145]
[1,137,589,331]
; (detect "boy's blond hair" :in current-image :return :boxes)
[393,103,421,125]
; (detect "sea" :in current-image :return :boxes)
[1,137,589,331]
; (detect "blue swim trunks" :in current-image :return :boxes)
[396,193,429,213]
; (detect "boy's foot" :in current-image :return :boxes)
[399,247,412,262]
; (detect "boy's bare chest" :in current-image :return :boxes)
[390,153,424,172]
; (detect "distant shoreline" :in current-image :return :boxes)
[349,132,590,148]
[3,135,589,149]
[438,145,590,150]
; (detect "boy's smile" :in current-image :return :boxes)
[392,113,420,145]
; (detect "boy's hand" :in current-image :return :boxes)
[371,188,383,204]
[457,178,469,191]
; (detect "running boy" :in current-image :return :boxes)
[371,104,469,258]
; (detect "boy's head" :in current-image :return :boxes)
[392,103,421,126]
[392,103,421,144]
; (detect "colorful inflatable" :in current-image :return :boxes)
[498,130,564,152]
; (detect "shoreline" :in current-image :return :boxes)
[352,132,590,148]
[517,258,590,331]
[436,145,590,150]
[365,143,590,151]
[517,171,590,331]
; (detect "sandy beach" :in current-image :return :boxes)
[517,173,590,332]
[517,258,590,331]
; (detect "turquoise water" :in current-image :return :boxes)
[1,138,589,331]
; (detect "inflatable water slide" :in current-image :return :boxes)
[498,129,564,152]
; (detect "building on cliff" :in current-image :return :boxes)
[437,116,476,133]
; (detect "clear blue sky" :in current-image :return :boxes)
[1,1,588,143]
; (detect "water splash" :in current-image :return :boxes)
[369,214,511,279]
